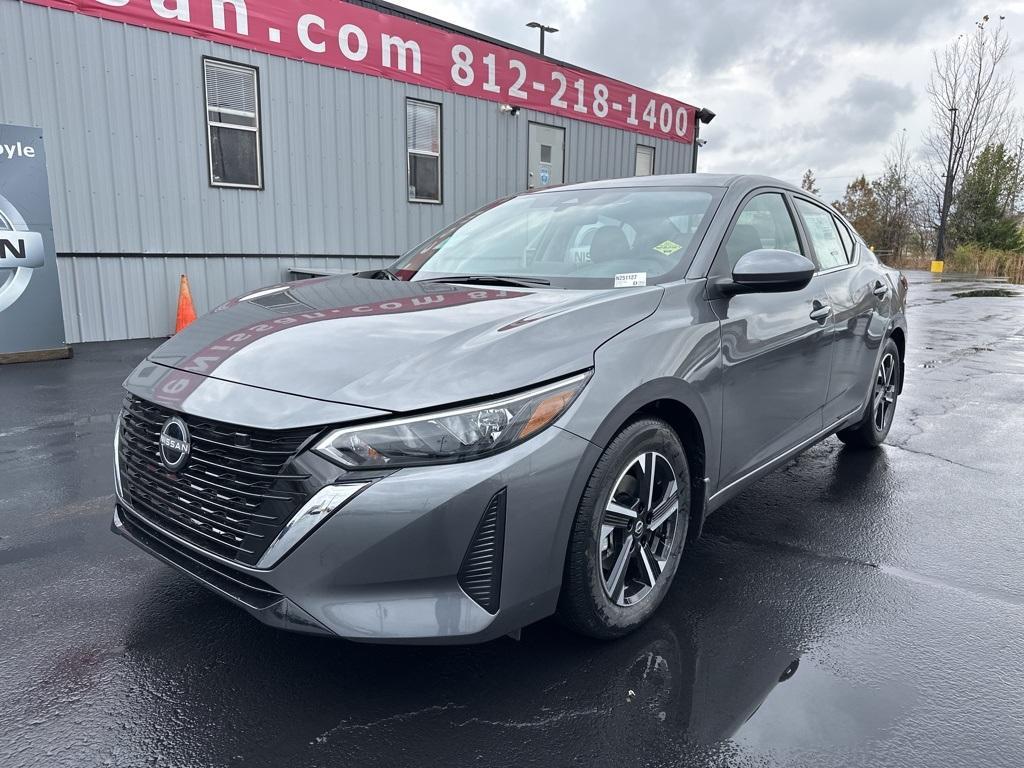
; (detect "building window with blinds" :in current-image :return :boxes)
[203,58,262,189]
[407,99,442,203]
[635,145,655,176]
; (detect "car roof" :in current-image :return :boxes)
[543,173,806,196]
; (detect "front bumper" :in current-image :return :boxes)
[113,424,593,644]
[112,504,334,636]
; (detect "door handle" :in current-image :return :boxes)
[809,300,831,322]
[872,280,888,298]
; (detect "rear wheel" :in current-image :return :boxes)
[558,418,690,639]
[837,337,901,449]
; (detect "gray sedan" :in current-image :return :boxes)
[112,173,908,643]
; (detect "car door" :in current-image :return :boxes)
[707,191,834,491]
[791,198,881,426]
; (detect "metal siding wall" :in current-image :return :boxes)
[56,255,392,343]
[3,1,695,342]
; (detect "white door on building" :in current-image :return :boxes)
[527,123,565,189]
[635,144,655,176]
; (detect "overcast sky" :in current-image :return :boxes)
[399,0,1024,202]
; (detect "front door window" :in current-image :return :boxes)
[723,193,803,269]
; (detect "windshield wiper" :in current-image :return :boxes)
[416,274,551,288]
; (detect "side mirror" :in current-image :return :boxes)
[718,249,815,296]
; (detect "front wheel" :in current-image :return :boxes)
[837,337,901,449]
[558,418,690,639]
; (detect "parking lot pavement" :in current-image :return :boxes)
[1,271,1022,768]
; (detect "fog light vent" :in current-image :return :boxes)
[458,488,506,614]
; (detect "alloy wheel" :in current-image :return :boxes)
[599,452,682,607]
[873,352,898,432]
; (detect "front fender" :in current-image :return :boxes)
[565,377,716,462]
[558,280,722,487]
[536,280,724,600]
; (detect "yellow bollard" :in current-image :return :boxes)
[930,260,944,273]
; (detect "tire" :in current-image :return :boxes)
[558,418,690,640]
[837,337,901,449]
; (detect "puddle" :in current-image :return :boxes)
[731,655,911,753]
[951,288,1020,298]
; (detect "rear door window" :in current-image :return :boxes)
[795,199,849,270]
[833,215,856,262]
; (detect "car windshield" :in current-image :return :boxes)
[389,187,719,288]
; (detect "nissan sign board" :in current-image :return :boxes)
[0,124,68,362]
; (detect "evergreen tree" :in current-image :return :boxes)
[950,143,1024,252]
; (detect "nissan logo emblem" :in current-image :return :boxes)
[0,191,46,313]
[159,416,191,472]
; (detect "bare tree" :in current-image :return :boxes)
[923,17,1016,261]
[873,130,919,257]
[800,169,820,195]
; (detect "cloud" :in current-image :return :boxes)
[544,0,970,87]
[813,77,917,146]
[822,0,965,42]
[766,48,825,98]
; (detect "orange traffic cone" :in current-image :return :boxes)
[175,274,197,333]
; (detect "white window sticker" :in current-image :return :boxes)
[614,272,647,288]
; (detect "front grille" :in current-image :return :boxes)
[458,489,506,614]
[117,504,284,610]
[117,394,319,567]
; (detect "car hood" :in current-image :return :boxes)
[146,275,663,412]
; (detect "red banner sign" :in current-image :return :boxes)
[28,0,696,144]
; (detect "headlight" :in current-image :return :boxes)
[314,372,590,468]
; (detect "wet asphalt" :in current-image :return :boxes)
[1,272,1023,768]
